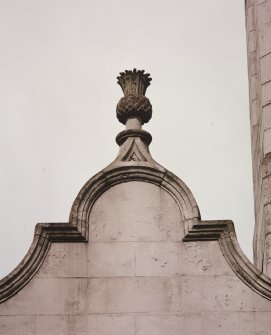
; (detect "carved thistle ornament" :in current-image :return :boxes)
[116,69,152,125]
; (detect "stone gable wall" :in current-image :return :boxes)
[1,182,271,335]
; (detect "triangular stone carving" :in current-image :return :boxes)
[122,139,147,162]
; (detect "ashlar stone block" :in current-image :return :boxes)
[67,314,137,335]
[136,314,184,335]
[0,278,87,315]
[257,0,271,30]
[263,203,271,234]
[262,80,271,106]
[87,242,136,277]
[263,104,271,130]
[87,314,135,335]
[264,128,271,154]
[68,315,88,335]
[183,275,271,312]
[0,316,35,335]
[88,182,182,242]
[263,174,271,203]
[36,315,68,335]
[135,242,178,276]
[37,243,88,278]
[106,277,182,313]
[202,312,271,335]
[87,278,107,313]
[260,26,271,56]
[261,53,271,84]
[180,241,233,276]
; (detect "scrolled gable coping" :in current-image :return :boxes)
[1,164,271,302]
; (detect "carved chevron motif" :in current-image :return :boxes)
[122,139,147,162]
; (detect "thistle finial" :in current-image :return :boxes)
[116,69,152,125]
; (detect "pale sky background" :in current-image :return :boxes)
[0,0,253,278]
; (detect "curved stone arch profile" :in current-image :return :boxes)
[69,164,201,242]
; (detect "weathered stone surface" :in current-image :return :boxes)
[87,242,136,277]
[256,0,268,6]
[88,314,135,335]
[183,275,271,312]
[36,315,68,335]
[248,50,258,76]
[135,242,178,276]
[260,26,271,56]
[106,276,182,313]
[249,74,259,101]
[136,314,185,335]
[68,315,88,335]
[248,30,257,53]
[37,243,88,278]
[265,234,271,274]
[263,104,271,130]
[251,99,260,126]
[0,316,35,335]
[89,182,182,242]
[246,0,254,8]
[0,278,87,315]
[264,128,271,154]
[261,53,271,84]
[87,278,107,313]
[180,241,233,276]
[262,80,271,106]
[202,312,271,335]
[263,174,271,203]
[246,6,255,32]
[258,0,271,31]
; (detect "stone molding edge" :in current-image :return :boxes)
[184,220,271,300]
[0,222,86,303]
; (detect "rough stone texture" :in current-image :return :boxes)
[246,0,271,275]
[1,181,271,334]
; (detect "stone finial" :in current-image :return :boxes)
[116,69,152,125]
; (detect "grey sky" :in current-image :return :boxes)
[0,0,253,278]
